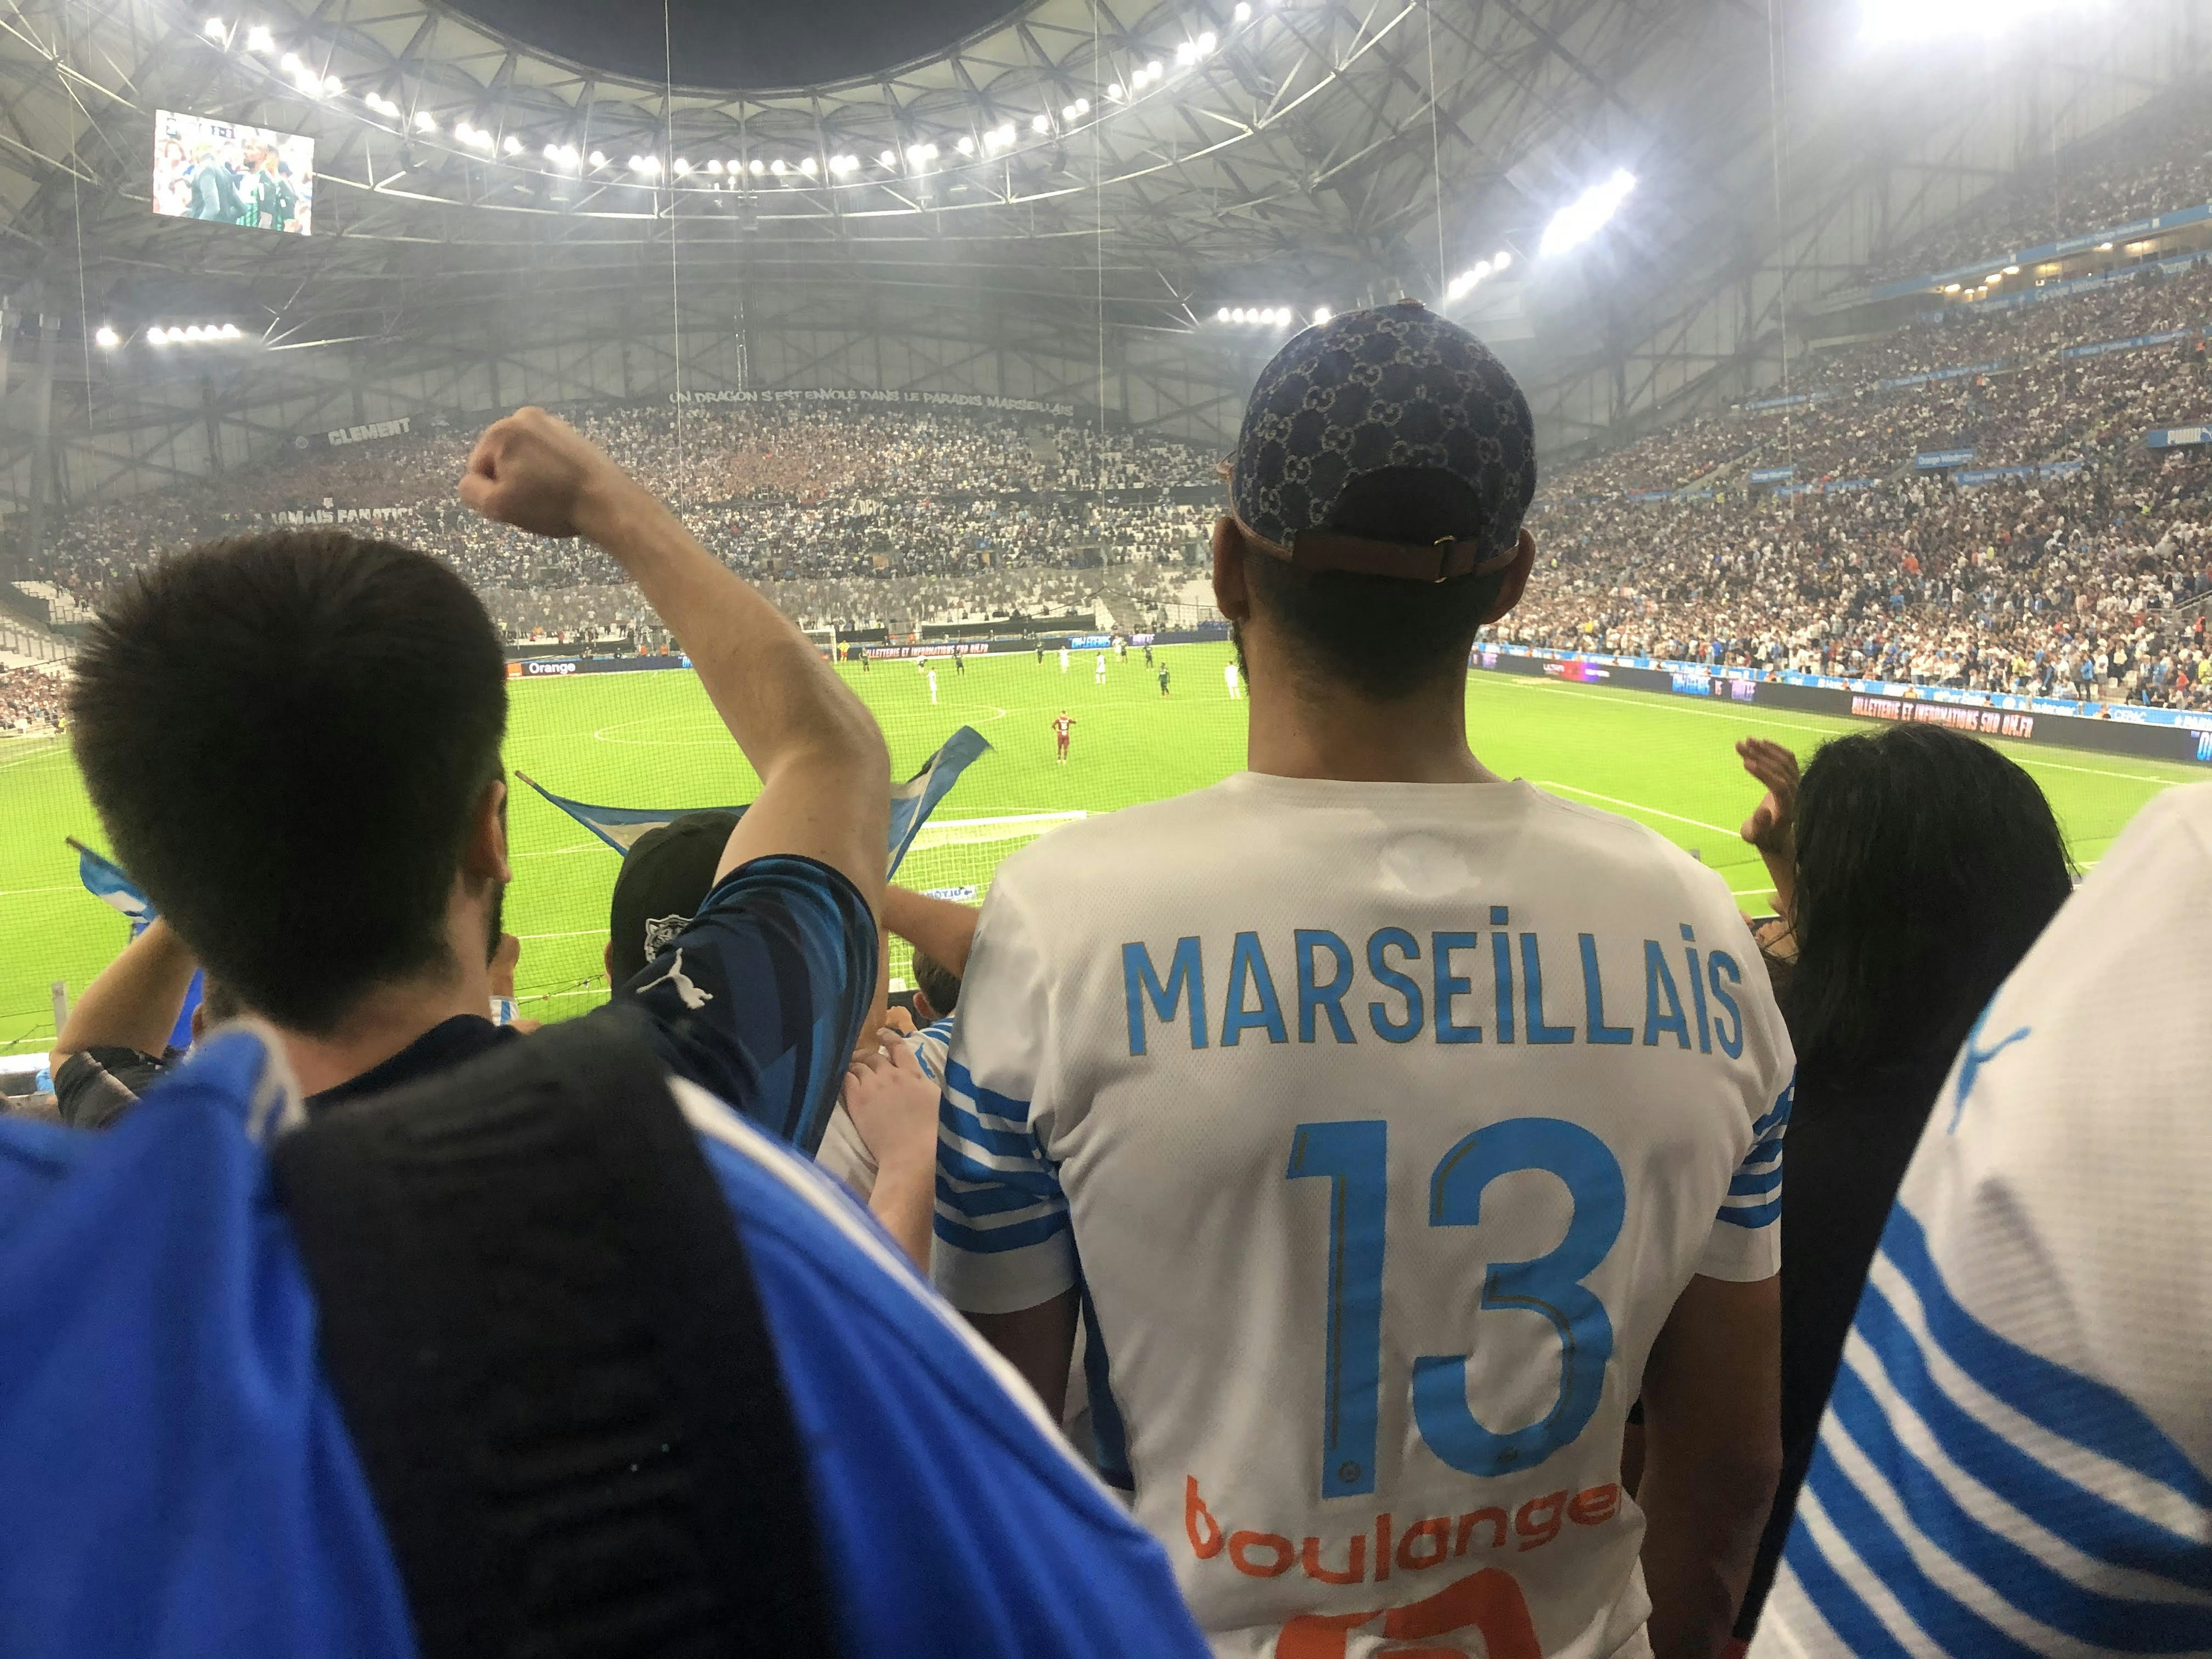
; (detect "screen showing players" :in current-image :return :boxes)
[152,111,314,235]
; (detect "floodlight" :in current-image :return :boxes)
[705,158,722,173]
[2003,264,2020,274]
[1032,113,1050,134]
[1493,249,1512,272]
[184,325,206,341]
[324,75,342,94]
[1944,282,1963,293]
[878,149,897,167]
[675,157,695,175]
[1538,167,1636,257]
[147,327,171,344]
[219,323,242,339]
[957,135,976,155]
[753,158,769,175]
[279,50,301,71]
[2097,241,2114,251]
[1062,104,1077,120]
[1217,306,1231,321]
[245,24,273,51]
[1198,31,1217,52]
[415,111,437,134]
[1108,82,1125,100]
[1312,306,1331,324]
[770,158,786,175]
[1234,2,1251,18]
[1146,59,1162,77]
[204,17,225,37]
[94,324,120,348]
[1175,41,1197,65]
[798,156,817,175]
[1075,98,1090,114]
[503,134,522,156]
[588,150,607,167]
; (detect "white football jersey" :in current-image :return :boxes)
[935,772,1793,1657]
[1751,784,2212,1658]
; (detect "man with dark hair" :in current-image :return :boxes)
[934,302,1791,1657]
[0,409,1208,1657]
[70,408,885,1144]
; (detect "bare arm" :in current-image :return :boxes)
[1735,738,1800,927]
[461,409,890,907]
[1638,1273,1783,1659]
[882,885,982,978]
[51,919,198,1063]
[969,1291,1081,1422]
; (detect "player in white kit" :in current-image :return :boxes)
[935,303,1789,1659]
[1225,660,1243,698]
[1096,651,1108,686]
[1060,645,1071,673]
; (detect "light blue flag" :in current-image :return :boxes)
[67,838,156,924]
[885,725,991,877]
[519,725,991,877]
[514,775,748,854]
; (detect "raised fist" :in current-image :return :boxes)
[458,406,630,540]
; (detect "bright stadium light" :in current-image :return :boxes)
[1031,113,1050,134]
[2003,264,2020,275]
[752,158,768,175]
[672,157,692,175]
[279,50,301,71]
[414,110,437,134]
[1217,306,1231,321]
[1493,249,1512,273]
[588,150,607,168]
[1074,97,1090,114]
[147,327,171,344]
[1539,168,1636,257]
[878,149,897,168]
[245,24,273,51]
[94,324,120,349]
[1944,281,1963,293]
[219,323,243,339]
[1145,58,1162,77]
[769,157,786,175]
[502,134,523,156]
[204,16,226,36]
[798,155,817,175]
[704,158,723,173]
[1175,41,1198,66]
[1197,30,1218,52]
[1234,1,1251,18]
[1108,82,1125,99]
[1312,306,1331,324]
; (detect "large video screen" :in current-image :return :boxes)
[153,111,314,235]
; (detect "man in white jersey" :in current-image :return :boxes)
[1097,650,1109,686]
[1225,659,1243,699]
[1749,784,2212,1658]
[1060,644,1071,673]
[935,301,1790,1658]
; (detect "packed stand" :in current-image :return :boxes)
[0,665,65,733]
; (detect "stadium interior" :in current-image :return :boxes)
[0,0,2209,1649]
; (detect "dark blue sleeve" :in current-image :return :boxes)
[608,855,876,1156]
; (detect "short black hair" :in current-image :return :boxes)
[70,532,507,1033]
[911,948,961,1019]
[1241,466,1516,700]
[1787,723,2072,1076]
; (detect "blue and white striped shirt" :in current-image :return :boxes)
[1751,784,2212,1657]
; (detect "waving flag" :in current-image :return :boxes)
[885,725,991,876]
[520,724,991,877]
[67,837,156,923]
[514,775,747,855]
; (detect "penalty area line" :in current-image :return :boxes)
[1536,780,1738,838]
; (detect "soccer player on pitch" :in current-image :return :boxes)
[1052,710,1075,763]
[935,302,1788,1658]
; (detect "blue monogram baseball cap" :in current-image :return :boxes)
[1226,299,1537,582]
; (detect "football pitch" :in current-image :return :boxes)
[2,638,2202,1057]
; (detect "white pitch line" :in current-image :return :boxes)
[0,884,79,900]
[1537,780,1739,837]
[516,929,607,941]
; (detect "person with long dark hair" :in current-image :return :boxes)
[1731,722,2074,1645]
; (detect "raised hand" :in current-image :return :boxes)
[459,406,638,540]
[1735,737,1800,857]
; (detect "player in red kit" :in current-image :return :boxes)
[1052,710,1075,763]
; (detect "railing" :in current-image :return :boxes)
[0,616,71,665]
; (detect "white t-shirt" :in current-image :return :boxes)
[816,1017,955,1199]
[1226,663,1241,690]
[934,772,1793,1657]
[1750,783,2212,1659]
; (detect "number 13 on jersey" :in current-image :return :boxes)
[1285,1118,1626,1499]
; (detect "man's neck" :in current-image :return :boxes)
[1244,671,1501,785]
[264,969,487,1099]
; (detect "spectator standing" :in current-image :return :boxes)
[1748,784,2212,1656]
[1728,727,2074,1643]
[934,305,1790,1657]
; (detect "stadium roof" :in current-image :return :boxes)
[0,0,2199,515]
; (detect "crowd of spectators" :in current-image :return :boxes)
[27,404,1215,646]
[0,665,64,733]
[1872,79,2212,281]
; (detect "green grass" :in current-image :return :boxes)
[3,640,2200,1056]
